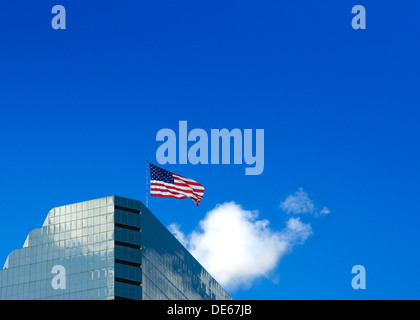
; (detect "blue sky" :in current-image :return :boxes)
[0,0,419,299]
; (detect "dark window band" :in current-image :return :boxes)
[115,222,141,232]
[115,205,141,214]
[115,259,141,268]
[115,240,141,250]
[115,277,142,286]
[114,296,136,300]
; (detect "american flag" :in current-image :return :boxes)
[149,163,205,206]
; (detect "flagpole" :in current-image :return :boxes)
[146,160,149,208]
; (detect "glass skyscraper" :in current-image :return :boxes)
[0,196,231,300]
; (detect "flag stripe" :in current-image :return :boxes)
[174,178,205,190]
[150,193,191,200]
[150,183,203,199]
[151,180,204,194]
[149,163,205,206]
[151,180,204,193]
[150,190,200,200]
[172,174,205,187]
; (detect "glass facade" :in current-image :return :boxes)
[0,196,231,300]
[141,205,231,300]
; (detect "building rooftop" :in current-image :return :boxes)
[0,195,231,300]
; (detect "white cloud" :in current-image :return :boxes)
[281,216,313,245]
[169,201,312,291]
[319,206,331,216]
[279,187,315,214]
[167,223,189,248]
[280,188,331,217]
